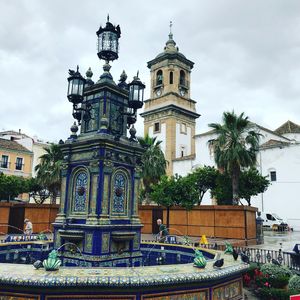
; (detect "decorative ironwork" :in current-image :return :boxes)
[74,172,88,212]
[113,173,126,213]
[277,249,283,264]
[255,249,261,264]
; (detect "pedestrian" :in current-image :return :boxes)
[24,218,33,235]
[157,219,168,243]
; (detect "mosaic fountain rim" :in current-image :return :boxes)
[0,258,248,287]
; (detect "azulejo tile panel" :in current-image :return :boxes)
[142,288,208,300]
[0,258,248,288]
[45,295,136,300]
[212,278,243,300]
[0,292,40,300]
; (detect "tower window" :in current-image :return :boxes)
[169,71,173,84]
[270,171,277,182]
[179,70,186,86]
[156,70,163,86]
[180,123,187,134]
[154,122,160,132]
[180,146,186,157]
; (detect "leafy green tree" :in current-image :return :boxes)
[210,172,233,205]
[27,177,50,205]
[149,175,199,228]
[239,168,270,206]
[208,111,261,205]
[138,134,167,202]
[149,175,176,229]
[0,173,31,201]
[172,174,199,210]
[35,143,63,204]
[188,166,218,205]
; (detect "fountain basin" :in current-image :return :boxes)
[0,254,247,299]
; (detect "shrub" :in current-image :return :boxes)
[288,275,300,292]
[260,263,292,278]
[246,263,260,278]
[255,287,300,300]
[269,275,290,289]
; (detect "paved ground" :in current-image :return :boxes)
[256,230,300,251]
[142,229,300,252]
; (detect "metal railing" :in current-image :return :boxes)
[142,239,300,273]
[198,243,300,273]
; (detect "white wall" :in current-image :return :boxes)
[175,127,300,216]
[175,123,191,158]
[32,143,48,177]
[173,159,194,177]
[251,144,300,223]
[148,123,166,155]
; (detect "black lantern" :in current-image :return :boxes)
[128,72,145,109]
[67,66,86,105]
[96,16,121,62]
[126,107,137,125]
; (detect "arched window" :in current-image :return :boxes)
[112,171,128,215]
[73,171,88,212]
[169,71,173,84]
[179,70,186,86]
[156,70,163,86]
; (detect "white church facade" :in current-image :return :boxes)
[142,31,300,230]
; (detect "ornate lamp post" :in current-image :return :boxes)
[66,16,145,137]
[96,15,121,62]
[56,17,146,267]
[67,66,92,125]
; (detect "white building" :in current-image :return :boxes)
[172,121,300,230]
[143,32,300,230]
[0,130,50,177]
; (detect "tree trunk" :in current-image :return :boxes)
[232,164,240,205]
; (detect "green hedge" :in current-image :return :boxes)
[260,263,292,278]
[255,287,300,300]
[288,275,300,291]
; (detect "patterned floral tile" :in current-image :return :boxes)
[0,254,248,287]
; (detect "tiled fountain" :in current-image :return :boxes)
[0,18,248,300]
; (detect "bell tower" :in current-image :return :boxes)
[141,23,200,175]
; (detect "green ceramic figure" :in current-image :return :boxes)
[193,249,207,268]
[43,250,61,271]
[224,242,233,254]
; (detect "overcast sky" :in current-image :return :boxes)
[1,0,300,142]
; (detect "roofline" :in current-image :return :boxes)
[144,92,197,104]
[147,52,194,69]
[194,123,292,140]
[255,124,291,141]
[140,104,200,119]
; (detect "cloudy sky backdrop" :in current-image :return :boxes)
[1,0,300,142]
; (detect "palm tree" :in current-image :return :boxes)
[138,134,167,202]
[208,111,261,205]
[35,144,63,204]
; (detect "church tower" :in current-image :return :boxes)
[141,24,200,175]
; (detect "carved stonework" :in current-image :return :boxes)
[54,232,61,249]
[103,160,114,172]
[133,234,140,250]
[101,233,110,253]
[71,152,93,161]
[85,233,93,253]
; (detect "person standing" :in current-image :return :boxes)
[157,219,168,243]
[24,219,33,235]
